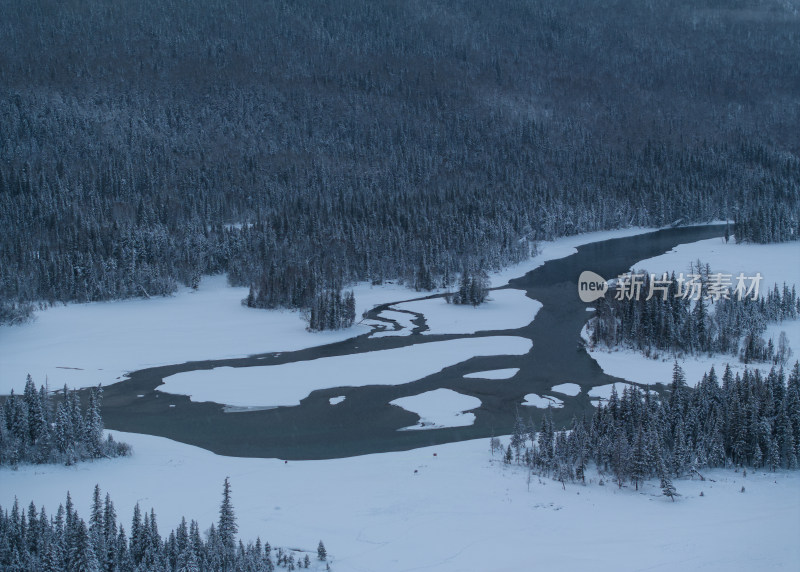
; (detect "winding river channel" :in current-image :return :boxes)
[100,225,725,459]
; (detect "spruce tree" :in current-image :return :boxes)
[218,477,238,567]
[317,540,327,561]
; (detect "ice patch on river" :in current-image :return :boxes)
[549,383,582,396]
[391,389,481,430]
[463,368,520,380]
[158,336,533,407]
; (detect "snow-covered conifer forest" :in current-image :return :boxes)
[2,0,800,570]
[1,0,798,325]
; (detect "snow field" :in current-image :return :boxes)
[0,277,421,394]
[2,430,797,572]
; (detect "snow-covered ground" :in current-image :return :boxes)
[390,389,482,430]
[391,289,541,335]
[3,430,797,572]
[463,368,520,380]
[631,237,800,289]
[158,336,533,407]
[521,393,565,408]
[585,238,800,388]
[0,276,419,394]
[485,224,729,288]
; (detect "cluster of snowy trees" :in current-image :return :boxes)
[449,269,490,307]
[587,262,798,364]
[0,479,330,571]
[501,362,800,492]
[305,290,356,332]
[244,271,356,331]
[0,377,130,467]
[2,0,799,325]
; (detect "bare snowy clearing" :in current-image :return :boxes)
[0,276,418,393]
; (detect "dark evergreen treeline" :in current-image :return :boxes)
[0,377,130,467]
[0,479,330,571]
[1,0,799,325]
[587,262,798,363]
[735,203,799,244]
[502,362,800,491]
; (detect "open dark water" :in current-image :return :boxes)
[99,225,725,459]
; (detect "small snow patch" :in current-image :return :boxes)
[391,389,481,430]
[329,396,346,405]
[550,383,581,396]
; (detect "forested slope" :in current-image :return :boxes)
[2,0,798,323]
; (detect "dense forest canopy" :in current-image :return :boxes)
[1,0,798,323]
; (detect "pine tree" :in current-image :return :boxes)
[85,386,104,458]
[660,475,679,502]
[317,540,327,561]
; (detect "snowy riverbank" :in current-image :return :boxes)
[584,237,800,389]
